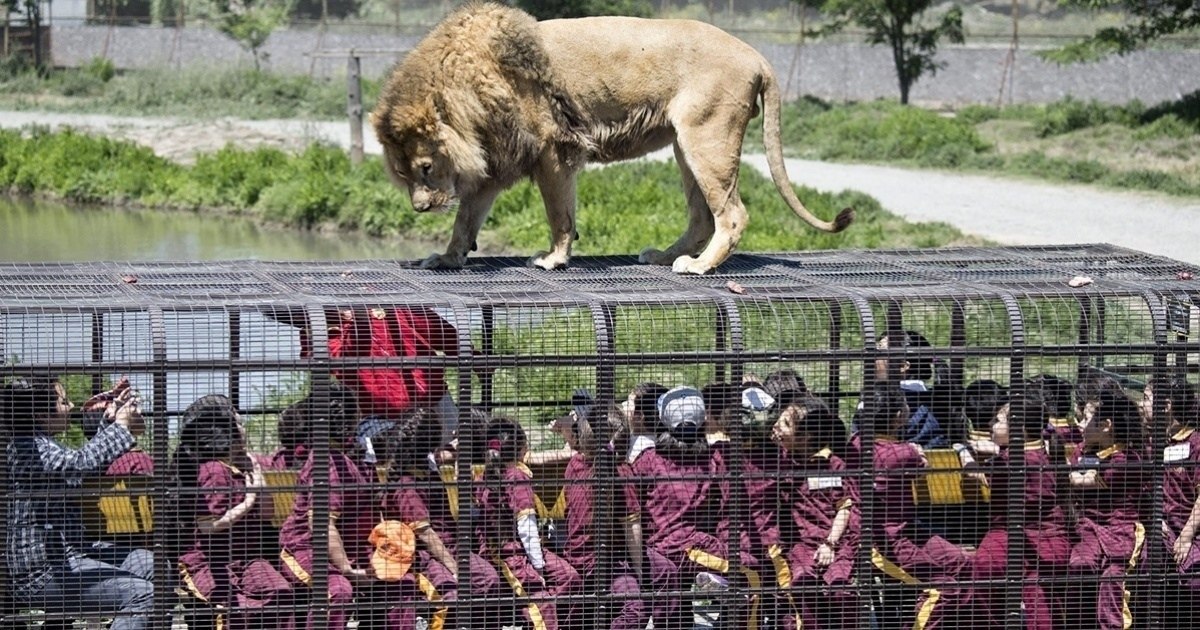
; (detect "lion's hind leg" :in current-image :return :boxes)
[638,142,717,267]
[666,119,748,275]
[528,160,579,271]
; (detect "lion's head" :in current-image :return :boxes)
[373,93,491,214]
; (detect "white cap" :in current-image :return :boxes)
[741,387,775,412]
[657,386,705,430]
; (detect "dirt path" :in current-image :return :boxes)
[5,110,1199,265]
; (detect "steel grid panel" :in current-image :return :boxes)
[1,245,1200,630]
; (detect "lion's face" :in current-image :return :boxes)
[383,136,459,214]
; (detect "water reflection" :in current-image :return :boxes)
[0,197,430,262]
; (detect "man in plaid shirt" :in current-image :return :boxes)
[3,378,153,630]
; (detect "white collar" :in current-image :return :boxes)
[900,380,928,393]
[628,434,656,463]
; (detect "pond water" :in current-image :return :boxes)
[0,197,431,262]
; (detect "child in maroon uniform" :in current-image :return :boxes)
[260,401,311,471]
[476,415,581,630]
[381,407,500,627]
[863,388,970,630]
[1149,374,1200,622]
[170,395,294,630]
[772,394,858,630]
[969,391,1071,630]
[619,384,728,630]
[276,387,386,630]
[1067,389,1150,630]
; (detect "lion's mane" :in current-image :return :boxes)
[373,2,591,188]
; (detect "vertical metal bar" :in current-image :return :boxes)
[589,302,617,630]
[228,308,241,410]
[715,297,744,625]
[1076,296,1094,383]
[828,300,843,405]
[449,303,476,626]
[847,295,878,630]
[480,305,494,412]
[715,301,730,384]
[305,305,332,630]
[347,51,364,166]
[1142,290,1171,629]
[90,311,104,396]
[1000,294,1027,628]
[148,307,170,630]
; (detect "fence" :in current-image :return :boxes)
[1,243,1199,629]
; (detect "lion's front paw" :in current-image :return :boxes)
[420,252,467,270]
[527,251,570,271]
[671,255,713,275]
[638,247,675,266]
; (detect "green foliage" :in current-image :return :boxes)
[819,0,965,104]
[747,99,991,167]
[1033,97,1139,137]
[83,57,117,83]
[1043,0,1200,63]
[0,127,976,254]
[212,0,288,70]
[1140,90,1200,131]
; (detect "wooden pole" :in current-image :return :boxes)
[347,50,364,165]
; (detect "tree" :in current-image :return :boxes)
[3,0,45,73]
[212,0,287,71]
[1044,0,1200,63]
[820,0,964,105]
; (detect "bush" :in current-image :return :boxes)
[83,57,116,83]
[1033,97,1138,137]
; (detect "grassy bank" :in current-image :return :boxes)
[0,127,980,253]
[4,62,1199,197]
[747,95,1200,197]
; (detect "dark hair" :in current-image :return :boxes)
[962,380,1008,430]
[795,394,846,453]
[0,377,61,435]
[1151,373,1200,429]
[861,388,910,436]
[578,402,622,458]
[701,381,746,431]
[279,383,360,445]
[1028,374,1074,418]
[456,407,493,466]
[1076,370,1125,406]
[1008,391,1048,440]
[1096,389,1143,448]
[763,369,808,408]
[484,415,528,475]
[627,382,668,432]
[380,407,442,472]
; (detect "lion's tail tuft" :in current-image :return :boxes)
[759,65,855,235]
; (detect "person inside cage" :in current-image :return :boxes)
[1067,387,1150,630]
[1146,373,1200,621]
[770,392,858,630]
[276,384,408,630]
[1026,374,1078,463]
[259,398,312,471]
[967,388,1071,630]
[328,307,465,447]
[1,376,154,630]
[167,394,294,630]
[618,383,731,630]
[475,413,582,630]
[379,406,500,628]
[79,377,155,476]
[861,387,972,629]
[544,400,623,628]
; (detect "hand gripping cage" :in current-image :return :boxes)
[1,243,1198,630]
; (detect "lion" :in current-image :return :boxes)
[371,1,853,275]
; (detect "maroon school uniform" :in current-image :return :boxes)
[476,462,581,630]
[387,468,500,604]
[623,445,726,566]
[1163,428,1200,585]
[971,440,1071,630]
[871,437,970,630]
[178,460,293,630]
[106,450,154,476]
[779,447,858,630]
[1068,446,1150,630]
[260,445,308,471]
[278,450,373,630]
[562,453,597,573]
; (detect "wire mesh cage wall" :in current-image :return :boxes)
[1,243,1199,630]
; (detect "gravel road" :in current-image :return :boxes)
[5,110,1199,265]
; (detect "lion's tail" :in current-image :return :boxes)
[759,67,854,234]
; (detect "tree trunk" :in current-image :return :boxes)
[30,1,43,74]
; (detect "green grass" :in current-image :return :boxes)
[0,126,982,251]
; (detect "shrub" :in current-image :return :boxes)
[83,56,116,83]
[1033,97,1138,137]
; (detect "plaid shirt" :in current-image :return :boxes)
[5,422,136,600]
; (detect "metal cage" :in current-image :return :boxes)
[1,243,1198,630]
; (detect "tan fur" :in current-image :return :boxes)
[372,1,853,274]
